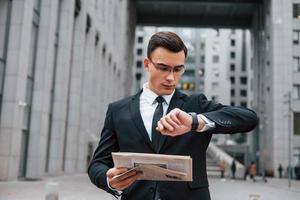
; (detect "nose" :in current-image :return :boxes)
[166,70,175,81]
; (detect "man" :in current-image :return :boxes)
[231,159,236,179]
[88,31,258,200]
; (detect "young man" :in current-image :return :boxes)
[88,31,258,200]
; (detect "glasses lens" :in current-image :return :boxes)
[151,60,184,75]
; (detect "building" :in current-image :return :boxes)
[0,0,135,181]
[251,0,300,175]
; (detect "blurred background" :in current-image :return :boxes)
[0,0,300,199]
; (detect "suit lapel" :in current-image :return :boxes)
[157,90,186,153]
[130,90,155,151]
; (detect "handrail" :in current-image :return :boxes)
[207,143,245,178]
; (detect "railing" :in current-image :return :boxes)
[207,143,245,178]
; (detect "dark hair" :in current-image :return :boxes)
[147,31,188,59]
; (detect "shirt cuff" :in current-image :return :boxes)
[107,177,123,195]
[197,114,215,132]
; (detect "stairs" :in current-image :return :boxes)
[206,154,221,178]
[206,143,245,178]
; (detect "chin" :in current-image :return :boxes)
[161,88,174,95]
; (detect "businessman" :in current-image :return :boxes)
[88,31,258,200]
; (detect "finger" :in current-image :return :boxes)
[111,172,141,190]
[110,169,138,183]
[157,121,165,131]
[170,113,182,125]
[106,167,128,178]
[165,115,180,129]
[159,117,174,131]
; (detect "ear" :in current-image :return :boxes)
[144,57,150,72]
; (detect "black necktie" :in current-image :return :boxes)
[152,96,165,151]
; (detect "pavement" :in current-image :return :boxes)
[0,174,300,200]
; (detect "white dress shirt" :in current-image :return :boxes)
[140,83,174,140]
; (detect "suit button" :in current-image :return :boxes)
[150,187,155,193]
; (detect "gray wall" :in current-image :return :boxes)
[0,0,135,181]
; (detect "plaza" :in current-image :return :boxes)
[0,174,299,200]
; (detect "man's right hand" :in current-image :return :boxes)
[106,167,141,191]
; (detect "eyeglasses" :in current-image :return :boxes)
[149,59,185,75]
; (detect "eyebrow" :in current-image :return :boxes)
[156,62,185,68]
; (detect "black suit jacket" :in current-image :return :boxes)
[88,90,258,200]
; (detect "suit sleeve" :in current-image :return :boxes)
[88,104,120,197]
[198,94,258,134]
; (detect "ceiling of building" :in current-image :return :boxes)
[135,0,263,29]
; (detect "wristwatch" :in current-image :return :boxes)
[188,112,199,132]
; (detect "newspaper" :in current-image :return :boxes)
[112,152,193,182]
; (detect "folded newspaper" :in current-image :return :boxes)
[112,152,193,182]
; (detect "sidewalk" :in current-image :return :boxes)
[209,177,300,200]
[0,174,114,200]
[0,174,300,200]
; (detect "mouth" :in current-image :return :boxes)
[162,83,175,89]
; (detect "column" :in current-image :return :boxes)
[47,0,75,175]
[64,0,87,173]
[0,0,34,181]
[26,0,59,179]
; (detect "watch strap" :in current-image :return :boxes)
[189,112,199,132]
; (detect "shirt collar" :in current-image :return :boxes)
[142,82,174,105]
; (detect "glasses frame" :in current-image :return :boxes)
[149,59,185,75]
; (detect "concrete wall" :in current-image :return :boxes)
[0,0,135,181]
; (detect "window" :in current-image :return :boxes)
[293,30,300,45]
[293,4,300,19]
[34,0,41,13]
[200,42,205,50]
[212,82,219,90]
[294,113,300,135]
[199,68,205,76]
[189,83,195,91]
[137,48,143,55]
[186,56,195,63]
[240,77,247,85]
[102,44,106,56]
[231,89,235,96]
[230,52,236,59]
[231,101,235,106]
[0,60,4,94]
[181,82,188,90]
[240,89,247,97]
[135,73,142,81]
[184,69,195,76]
[293,57,300,72]
[240,102,247,107]
[201,55,205,63]
[212,55,219,63]
[231,39,235,46]
[230,77,235,84]
[74,0,81,17]
[136,61,142,68]
[138,36,143,43]
[230,64,235,71]
[293,84,300,99]
[241,64,246,72]
[0,61,4,117]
